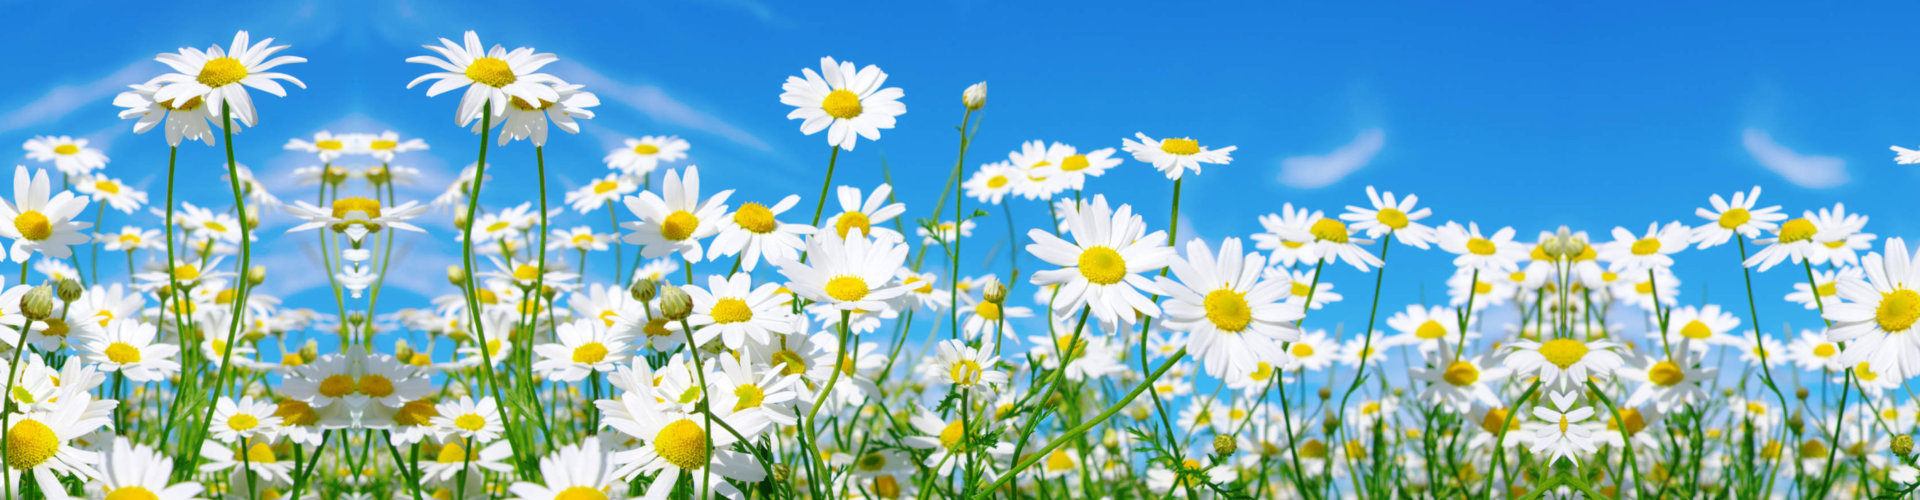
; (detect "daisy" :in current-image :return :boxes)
[549,226,612,253]
[1659,304,1741,347]
[1445,265,1514,308]
[916,219,976,247]
[113,78,220,146]
[22,136,108,177]
[958,293,1031,343]
[707,354,800,426]
[532,319,631,382]
[1383,305,1477,353]
[1043,142,1121,191]
[503,437,624,500]
[1437,222,1525,273]
[283,197,429,244]
[1609,265,1679,312]
[1690,186,1785,249]
[1787,329,1842,371]
[1301,214,1382,272]
[963,161,1021,205]
[1409,348,1510,413]
[779,56,906,150]
[1825,237,1920,379]
[1339,186,1437,249]
[892,270,951,312]
[406,31,561,127]
[493,80,599,146]
[565,174,637,213]
[1615,350,1714,412]
[429,396,503,442]
[1156,238,1301,379]
[360,130,429,163]
[1025,195,1173,326]
[708,195,807,272]
[827,184,909,243]
[210,396,283,443]
[1809,203,1875,267]
[421,438,514,482]
[1120,132,1236,180]
[683,273,795,350]
[1503,337,1624,390]
[902,405,1010,476]
[597,393,764,498]
[1284,329,1340,372]
[605,135,691,177]
[1736,330,1789,369]
[98,437,206,500]
[932,339,1008,395]
[1743,215,1827,272]
[621,166,732,262]
[1251,203,1318,268]
[196,439,293,484]
[1525,392,1602,466]
[152,31,306,127]
[1787,266,1864,310]
[1601,221,1689,273]
[1008,140,1068,200]
[283,131,357,163]
[5,392,114,496]
[78,319,180,382]
[776,228,910,313]
[74,175,146,214]
[0,166,92,262]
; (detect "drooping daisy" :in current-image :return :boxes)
[1525,391,1602,466]
[621,165,732,262]
[1156,238,1301,379]
[1825,237,1920,379]
[1026,195,1173,326]
[493,80,599,146]
[0,165,92,262]
[1120,132,1236,180]
[406,31,561,127]
[684,273,795,350]
[779,56,906,150]
[605,135,691,177]
[1340,186,1437,249]
[1615,350,1714,412]
[565,174,637,213]
[776,228,910,313]
[1808,203,1876,267]
[429,396,503,442]
[113,77,220,146]
[502,437,624,500]
[1690,186,1786,249]
[1437,222,1525,273]
[22,136,108,177]
[533,319,632,382]
[78,319,180,382]
[152,31,306,127]
[963,161,1021,205]
[1601,221,1690,273]
[1503,337,1624,390]
[283,131,357,163]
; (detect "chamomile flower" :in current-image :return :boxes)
[1120,132,1236,180]
[1788,266,1864,310]
[503,437,623,500]
[779,56,906,150]
[1616,350,1714,412]
[421,439,514,483]
[429,396,503,442]
[113,78,219,146]
[360,130,429,163]
[917,219,976,246]
[605,135,690,176]
[824,184,907,243]
[1525,392,1602,466]
[1043,143,1121,191]
[78,319,180,382]
[1788,329,1843,371]
[1601,221,1690,273]
[1690,186,1785,249]
[708,195,806,271]
[1156,238,1301,379]
[1026,195,1173,326]
[621,165,731,262]
[1284,329,1340,372]
[1340,186,1437,249]
[549,226,612,252]
[4,392,115,496]
[1384,305,1477,353]
[533,319,631,382]
[598,393,764,498]
[493,80,599,146]
[958,294,1030,343]
[283,197,429,244]
[283,131,356,163]
[1410,348,1511,413]
[1809,203,1875,267]
[98,437,205,500]
[210,396,282,444]
[1251,203,1317,268]
[777,228,910,313]
[1825,237,1920,379]
[1743,215,1828,272]
[23,136,107,177]
[684,273,795,350]
[707,354,800,426]
[1437,222,1524,273]
[1503,337,1624,390]
[565,174,637,213]
[963,161,1021,205]
[98,226,161,252]
[1301,214,1382,271]
[74,175,146,213]
[1659,304,1741,347]
[1736,330,1789,369]
[152,31,306,127]
[0,165,92,262]
[406,31,560,127]
[932,339,1008,394]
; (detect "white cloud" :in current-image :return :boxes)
[550,60,772,152]
[1278,129,1385,189]
[1742,129,1847,189]
[0,60,160,134]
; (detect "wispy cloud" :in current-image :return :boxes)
[0,60,160,135]
[1742,129,1847,189]
[1277,128,1385,189]
[551,60,772,152]
[698,0,782,24]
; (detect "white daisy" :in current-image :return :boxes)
[0,166,92,262]
[776,228,910,313]
[1120,132,1236,180]
[604,135,690,177]
[1156,238,1301,379]
[493,80,599,146]
[113,77,220,146]
[565,174,638,214]
[1690,186,1785,249]
[22,136,107,177]
[1025,195,1173,327]
[1600,221,1689,273]
[621,166,732,262]
[152,31,305,127]
[683,273,795,350]
[407,31,562,127]
[283,131,357,163]
[707,195,807,272]
[1339,186,1437,249]
[1825,237,1920,379]
[779,56,906,150]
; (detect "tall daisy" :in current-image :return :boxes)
[779,56,906,150]
[708,195,806,271]
[360,130,429,163]
[963,161,1021,205]
[683,273,795,350]
[113,78,219,146]
[1690,186,1785,249]
[776,228,910,313]
[565,174,638,214]
[1340,186,1437,249]
[621,166,732,262]
[494,80,599,146]
[532,319,632,382]
[1600,221,1689,273]
[1502,337,1624,391]
[825,183,906,241]
[1826,237,1920,379]
[1155,238,1301,379]
[152,31,305,127]
[22,136,108,177]
[283,131,356,163]
[1437,222,1524,273]
[0,166,92,262]
[503,437,623,500]
[98,437,205,500]
[1026,195,1173,326]
[75,175,146,214]
[406,31,561,127]
[604,135,690,177]
[1120,133,1236,180]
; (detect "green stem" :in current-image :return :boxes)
[972,348,1189,499]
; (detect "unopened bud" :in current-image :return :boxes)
[1318,387,1332,401]
[19,286,55,321]
[299,339,319,360]
[244,206,261,230]
[365,166,390,185]
[962,82,987,111]
[1897,435,1915,457]
[447,266,466,286]
[1787,410,1805,434]
[394,339,415,361]
[659,286,693,321]
[55,279,83,303]
[1796,387,1810,401]
[454,213,470,230]
[348,313,366,326]
[1322,415,1341,435]
[248,266,267,286]
[631,279,658,302]
[982,277,1006,304]
[1213,434,1237,457]
[323,166,350,185]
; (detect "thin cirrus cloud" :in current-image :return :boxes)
[1277,128,1385,189]
[550,59,773,152]
[0,59,161,135]
[1741,128,1847,189]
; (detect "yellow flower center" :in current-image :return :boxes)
[949,360,983,386]
[196,57,249,87]
[454,413,487,432]
[1718,208,1751,229]
[1203,289,1253,332]
[104,342,142,364]
[711,298,753,324]
[228,414,259,431]
[1856,362,1880,381]
[1375,208,1409,229]
[1609,408,1647,435]
[1309,219,1349,243]
[1538,339,1589,369]
[204,220,228,232]
[835,212,873,239]
[512,264,540,281]
[826,276,870,302]
[1076,246,1126,285]
[52,144,80,155]
[331,197,382,219]
[484,221,511,233]
[318,374,355,398]
[1648,361,1686,386]
[660,211,699,241]
[463,57,516,88]
[1778,218,1817,243]
[434,441,474,464]
[1250,362,1275,381]
[358,375,395,398]
[1876,289,1920,333]
[1416,320,1448,339]
[1060,155,1091,172]
[987,175,1008,189]
[733,203,777,234]
[654,419,709,470]
[245,441,277,463]
[274,400,319,426]
[94,180,121,194]
[1813,343,1836,358]
[873,476,902,498]
[1046,449,1075,471]
[105,486,160,500]
[507,96,553,111]
[632,143,660,155]
[821,89,864,119]
[975,302,1002,320]
[1160,138,1201,155]
[1442,361,1480,386]
[731,384,764,412]
[314,139,344,150]
[1679,320,1712,340]
[1298,439,1327,459]
[592,180,621,194]
[13,211,51,241]
[571,342,609,364]
[643,318,673,338]
[772,349,808,376]
[370,139,398,150]
[1481,408,1516,434]
[1630,237,1661,256]
[1466,238,1497,256]
[1290,343,1315,358]
[939,420,967,451]
[5,419,57,469]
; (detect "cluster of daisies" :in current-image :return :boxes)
[8,27,1920,500]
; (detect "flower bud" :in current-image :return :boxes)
[365,166,391,185]
[1213,434,1237,457]
[19,285,55,321]
[300,339,319,360]
[454,213,470,231]
[982,277,1006,304]
[659,286,693,321]
[394,339,415,361]
[1796,387,1810,401]
[1897,435,1915,457]
[323,166,349,185]
[348,313,366,326]
[962,82,987,111]
[631,279,658,302]
[1318,387,1332,401]
[248,265,267,286]
[447,266,466,286]
[243,206,261,230]
[55,279,83,303]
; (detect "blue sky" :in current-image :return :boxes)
[5,1,1919,350]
